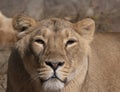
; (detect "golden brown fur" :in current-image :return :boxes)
[0,12,16,48]
[0,12,36,48]
[3,14,120,92]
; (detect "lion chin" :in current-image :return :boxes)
[42,78,65,92]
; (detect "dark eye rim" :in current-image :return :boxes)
[66,39,77,46]
[34,39,45,45]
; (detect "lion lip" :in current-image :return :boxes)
[50,74,66,83]
[40,75,66,84]
[51,75,56,78]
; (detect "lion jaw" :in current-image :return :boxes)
[42,78,64,92]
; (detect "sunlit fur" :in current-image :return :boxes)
[0,11,16,48]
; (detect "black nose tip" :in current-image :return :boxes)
[45,61,64,70]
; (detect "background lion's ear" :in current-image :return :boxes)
[74,18,95,42]
[12,14,36,32]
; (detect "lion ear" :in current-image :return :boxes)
[74,18,95,42]
[12,14,37,39]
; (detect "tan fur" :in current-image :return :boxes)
[0,12,37,48]
[4,15,120,92]
[0,12,16,48]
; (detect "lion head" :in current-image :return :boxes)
[7,14,95,92]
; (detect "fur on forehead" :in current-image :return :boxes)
[39,18,73,30]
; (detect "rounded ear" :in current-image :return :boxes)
[12,14,36,31]
[74,18,95,42]
[12,14,37,39]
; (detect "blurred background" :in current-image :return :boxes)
[0,0,120,32]
[0,0,120,92]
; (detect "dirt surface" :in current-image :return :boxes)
[0,49,10,92]
[0,74,7,92]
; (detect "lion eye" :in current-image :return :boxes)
[66,39,77,47]
[35,39,45,45]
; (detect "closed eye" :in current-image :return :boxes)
[66,39,77,47]
[34,39,45,45]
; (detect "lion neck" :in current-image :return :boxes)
[62,56,89,92]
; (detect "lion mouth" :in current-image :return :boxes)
[40,74,67,84]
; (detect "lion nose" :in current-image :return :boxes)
[45,61,64,70]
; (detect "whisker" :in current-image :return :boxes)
[27,74,41,84]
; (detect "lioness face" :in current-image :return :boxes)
[14,17,95,91]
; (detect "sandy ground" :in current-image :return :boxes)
[0,50,10,92]
[0,74,7,92]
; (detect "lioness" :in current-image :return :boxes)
[4,14,120,92]
[0,11,16,48]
